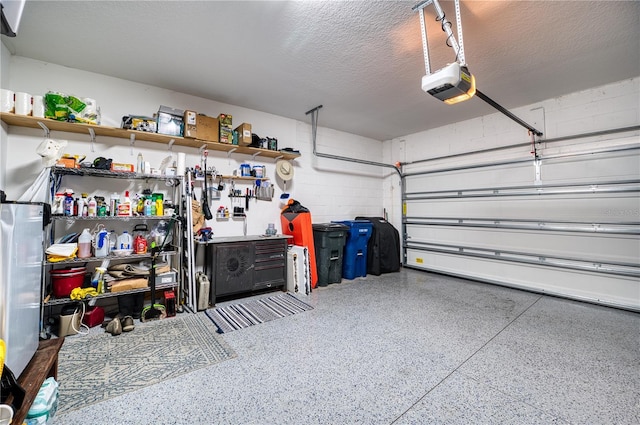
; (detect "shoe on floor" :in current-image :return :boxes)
[105,317,122,336]
[121,316,135,332]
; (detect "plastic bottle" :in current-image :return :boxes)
[77,193,86,217]
[94,228,110,257]
[88,197,97,217]
[144,197,152,216]
[134,232,148,254]
[63,191,74,216]
[124,190,132,217]
[109,230,117,252]
[137,152,144,174]
[91,266,106,291]
[78,228,93,258]
[117,191,132,216]
[117,231,132,250]
[110,193,120,217]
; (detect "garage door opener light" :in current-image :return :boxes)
[413,0,475,104]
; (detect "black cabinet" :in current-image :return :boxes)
[207,237,288,304]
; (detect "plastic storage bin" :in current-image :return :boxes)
[312,223,349,286]
[281,212,318,287]
[332,220,373,279]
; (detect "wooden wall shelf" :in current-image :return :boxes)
[1,113,300,160]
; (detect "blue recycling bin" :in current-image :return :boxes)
[332,220,373,279]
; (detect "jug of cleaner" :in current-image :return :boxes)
[133,224,148,254]
[94,227,110,257]
[78,228,93,258]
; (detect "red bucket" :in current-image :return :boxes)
[51,267,86,298]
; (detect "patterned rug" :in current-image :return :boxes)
[205,292,314,333]
[57,313,236,413]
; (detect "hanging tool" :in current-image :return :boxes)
[201,150,212,220]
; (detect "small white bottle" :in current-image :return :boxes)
[87,197,97,217]
[76,195,85,217]
[137,152,144,174]
[77,228,92,258]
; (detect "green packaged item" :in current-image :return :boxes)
[65,95,86,114]
[44,92,67,121]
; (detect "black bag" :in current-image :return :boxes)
[355,217,401,275]
[1,364,25,413]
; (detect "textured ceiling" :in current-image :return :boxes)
[2,1,639,141]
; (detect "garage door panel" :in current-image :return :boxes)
[405,195,639,223]
[403,139,640,310]
[405,249,640,310]
[405,225,639,264]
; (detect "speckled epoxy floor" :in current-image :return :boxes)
[52,268,640,424]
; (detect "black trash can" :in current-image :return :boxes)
[312,223,349,286]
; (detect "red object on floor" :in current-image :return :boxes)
[281,212,318,288]
[82,306,105,328]
[164,290,176,317]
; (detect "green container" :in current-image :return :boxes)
[312,223,349,286]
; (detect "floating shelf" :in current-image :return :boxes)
[1,113,301,160]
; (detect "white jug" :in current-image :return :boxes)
[116,231,132,250]
[94,229,111,257]
[77,228,92,258]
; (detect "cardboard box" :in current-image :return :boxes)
[234,123,252,146]
[110,163,135,172]
[55,157,76,168]
[183,111,219,142]
[218,113,232,128]
[219,126,233,144]
[156,105,184,136]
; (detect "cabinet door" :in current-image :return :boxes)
[213,242,255,296]
[254,239,286,290]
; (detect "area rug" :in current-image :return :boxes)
[56,313,236,413]
[205,292,314,333]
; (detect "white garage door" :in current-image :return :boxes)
[403,131,640,311]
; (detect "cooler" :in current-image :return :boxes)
[332,220,373,279]
[281,212,318,287]
[312,223,348,286]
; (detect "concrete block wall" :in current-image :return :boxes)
[382,76,640,237]
[1,55,384,236]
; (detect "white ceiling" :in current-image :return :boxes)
[2,1,639,141]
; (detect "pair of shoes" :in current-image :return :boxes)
[105,317,122,336]
[121,316,135,332]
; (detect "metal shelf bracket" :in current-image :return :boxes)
[129,133,136,155]
[88,127,96,152]
[37,121,50,139]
